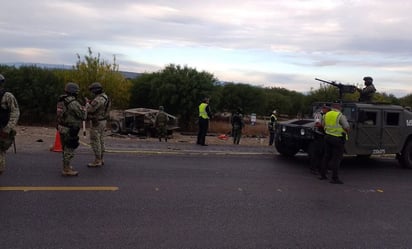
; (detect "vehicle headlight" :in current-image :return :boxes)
[300,128,305,136]
[282,126,286,132]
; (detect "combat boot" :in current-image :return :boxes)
[62,166,79,176]
[87,158,103,168]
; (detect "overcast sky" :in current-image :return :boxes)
[1,0,412,97]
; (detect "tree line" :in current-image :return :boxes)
[1,49,411,130]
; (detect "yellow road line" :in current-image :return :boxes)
[0,186,119,191]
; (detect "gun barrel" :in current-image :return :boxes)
[315,78,332,84]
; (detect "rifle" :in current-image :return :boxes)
[315,78,357,100]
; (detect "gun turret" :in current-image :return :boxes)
[315,78,357,100]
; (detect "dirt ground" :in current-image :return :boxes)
[14,125,271,148]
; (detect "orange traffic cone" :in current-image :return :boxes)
[51,131,63,152]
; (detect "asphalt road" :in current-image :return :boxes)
[1,144,412,249]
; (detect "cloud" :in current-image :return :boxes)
[1,0,412,97]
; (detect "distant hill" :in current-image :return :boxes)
[1,62,141,79]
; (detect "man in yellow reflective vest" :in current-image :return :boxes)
[197,97,212,146]
[319,102,350,184]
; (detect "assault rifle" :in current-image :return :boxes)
[315,78,357,100]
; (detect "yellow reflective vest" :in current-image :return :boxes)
[324,110,346,138]
[199,103,209,119]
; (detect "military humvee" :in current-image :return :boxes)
[274,101,412,168]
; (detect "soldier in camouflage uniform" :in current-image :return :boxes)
[86,82,110,167]
[231,108,244,145]
[57,82,86,176]
[0,74,20,175]
[155,106,169,142]
[357,76,376,102]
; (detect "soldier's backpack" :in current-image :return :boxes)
[101,94,111,120]
[56,95,75,126]
[0,89,10,129]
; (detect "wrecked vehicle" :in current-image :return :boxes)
[109,108,179,137]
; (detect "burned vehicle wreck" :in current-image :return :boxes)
[109,108,179,137]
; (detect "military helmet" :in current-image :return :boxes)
[89,82,103,94]
[89,82,102,90]
[363,76,373,84]
[65,82,80,94]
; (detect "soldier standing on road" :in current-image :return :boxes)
[358,76,376,102]
[0,74,20,175]
[319,102,350,184]
[86,82,110,167]
[268,110,277,146]
[197,97,212,146]
[155,106,169,142]
[231,108,244,145]
[57,82,86,176]
[310,105,330,175]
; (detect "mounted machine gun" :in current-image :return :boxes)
[315,78,357,100]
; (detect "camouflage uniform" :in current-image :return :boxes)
[155,107,169,142]
[0,90,20,174]
[358,76,376,102]
[57,94,86,175]
[231,111,244,145]
[86,91,110,166]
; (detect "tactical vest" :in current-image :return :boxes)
[0,89,11,129]
[156,112,168,126]
[56,95,76,126]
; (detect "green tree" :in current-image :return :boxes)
[130,64,216,129]
[400,94,412,108]
[68,47,131,108]
[217,83,265,114]
[0,65,62,124]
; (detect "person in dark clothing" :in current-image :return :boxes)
[197,97,212,146]
[231,108,244,145]
[268,110,277,146]
[309,105,330,175]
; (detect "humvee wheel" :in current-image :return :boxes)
[275,138,299,157]
[399,140,412,168]
[111,121,121,133]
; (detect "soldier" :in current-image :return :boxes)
[86,82,110,167]
[231,108,244,145]
[319,102,350,184]
[358,76,376,102]
[0,74,20,175]
[155,106,169,142]
[268,110,277,146]
[197,97,212,146]
[57,82,86,176]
